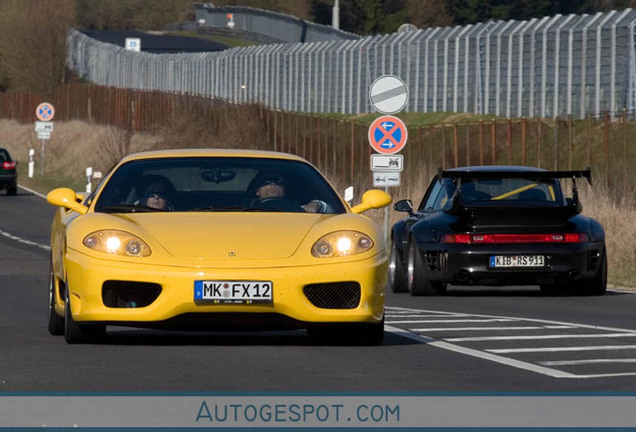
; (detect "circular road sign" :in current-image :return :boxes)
[368,115,408,155]
[35,102,55,122]
[369,75,408,114]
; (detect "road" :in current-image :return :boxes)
[2,188,636,392]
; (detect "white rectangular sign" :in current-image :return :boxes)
[370,154,403,171]
[37,131,51,140]
[35,121,54,133]
[125,38,141,52]
[373,171,401,187]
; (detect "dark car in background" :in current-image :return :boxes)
[0,148,17,196]
[389,166,607,296]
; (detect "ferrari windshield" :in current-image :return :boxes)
[93,157,346,214]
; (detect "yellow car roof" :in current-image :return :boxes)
[120,149,307,164]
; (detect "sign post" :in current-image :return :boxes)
[368,75,409,244]
[35,102,55,176]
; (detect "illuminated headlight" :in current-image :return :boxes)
[311,231,374,258]
[83,230,151,257]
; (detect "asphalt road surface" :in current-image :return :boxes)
[2,187,636,392]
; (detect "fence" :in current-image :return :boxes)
[1,84,633,201]
[193,4,360,43]
[67,9,636,119]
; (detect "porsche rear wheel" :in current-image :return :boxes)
[47,259,64,336]
[64,286,106,344]
[407,240,446,296]
[7,184,17,196]
[580,252,607,296]
[388,237,408,293]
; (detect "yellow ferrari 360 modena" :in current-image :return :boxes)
[47,149,391,344]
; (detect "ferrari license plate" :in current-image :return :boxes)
[194,280,273,304]
[490,255,545,268]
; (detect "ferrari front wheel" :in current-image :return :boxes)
[388,237,408,293]
[64,286,106,344]
[407,240,445,296]
[47,259,64,336]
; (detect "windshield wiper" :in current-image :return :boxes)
[102,204,161,213]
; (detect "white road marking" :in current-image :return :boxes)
[410,325,572,332]
[385,325,576,378]
[0,185,50,252]
[445,333,636,342]
[488,345,636,354]
[385,314,472,318]
[384,306,636,379]
[541,359,636,366]
[0,228,50,251]
[18,184,47,200]
[386,318,514,324]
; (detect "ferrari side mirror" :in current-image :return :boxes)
[47,188,88,215]
[351,189,392,214]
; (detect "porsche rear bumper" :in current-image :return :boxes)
[57,248,387,328]
[415,241,605,286]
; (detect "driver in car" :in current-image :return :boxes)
[253,172,329,213]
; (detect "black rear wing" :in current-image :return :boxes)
[439,168,592,185]
[441,167,591,217]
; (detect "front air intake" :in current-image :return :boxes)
[303,282,361,309]
[102,280,161,308]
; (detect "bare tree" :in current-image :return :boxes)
[0,0,75,92]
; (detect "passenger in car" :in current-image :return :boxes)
[138,175,176,211]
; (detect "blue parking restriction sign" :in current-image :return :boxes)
[35,102,55,122]
[368,115,407,154]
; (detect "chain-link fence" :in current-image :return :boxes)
[67,9,636,119]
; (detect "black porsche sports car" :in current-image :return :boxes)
[389,166,606,296]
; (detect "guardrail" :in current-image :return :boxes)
[193,4,360,43]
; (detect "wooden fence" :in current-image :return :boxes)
[1,84,633,200]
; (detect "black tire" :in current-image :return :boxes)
[580,252,607,296]
[64,286,105,344]
[7,184,17,196]
[47,259,64,336]
[388,237,408,293]
[308,317,384,346]
[407,239,446,296]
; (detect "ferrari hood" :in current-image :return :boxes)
[120,212,324,259]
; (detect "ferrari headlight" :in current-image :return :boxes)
[311,231,374,258]
[83,230,151,257]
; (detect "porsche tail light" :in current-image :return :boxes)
[441,233,589,244]
[2,161,15,169]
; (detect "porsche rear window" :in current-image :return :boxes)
[93,157,346,214]
[449,177,562,205]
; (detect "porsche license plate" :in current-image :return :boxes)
[490,255,545,268]
[194,281,273,304]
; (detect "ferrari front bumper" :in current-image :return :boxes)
[59,248,387,328]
